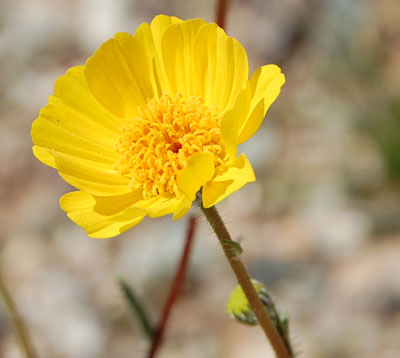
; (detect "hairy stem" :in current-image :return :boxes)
[0,275,36,358]
[147,215,197,358]
[198,202,292,358]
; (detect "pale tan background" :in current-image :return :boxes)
[1,0,400,357]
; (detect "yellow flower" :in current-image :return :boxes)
[31,15,285,238]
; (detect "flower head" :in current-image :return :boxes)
[32,15,285,238]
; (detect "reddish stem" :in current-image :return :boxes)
[147,216,197,358]
[216,0,229,29]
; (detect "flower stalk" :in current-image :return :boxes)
[148,215,197,358]
[216,0,229,29]
[0,275,36,358]
[197,198,292,358]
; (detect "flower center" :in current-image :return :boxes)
[114,93,225,198]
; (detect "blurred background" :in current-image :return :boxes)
[1,0,400,357]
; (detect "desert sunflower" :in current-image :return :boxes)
[32,15,285,238]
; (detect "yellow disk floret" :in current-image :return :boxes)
[114,93,226,198]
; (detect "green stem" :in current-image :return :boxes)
[0,275,36,358]
[198,200,292,358]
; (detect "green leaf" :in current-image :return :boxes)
[222,238,243,260]
[116,276,154,339]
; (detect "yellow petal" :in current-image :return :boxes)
[60,191,145,238]
[173,196,192,221]
[220,85,251,161]
[88,189,144,216]
[53,66,123,133]
[135,195,181,218]
[160,19,208,97]
[238,65,285,143]
[53,152,131,196]
[84,32,157,118]
[133,23,162,98]
[193,23,249,112]
[32,103,117,165]
[32,66,122,168]
[202,154,255,208]
[150,15,183,56]
[132,16,184,99]
[32,145,56,168]
[177,153,215,200]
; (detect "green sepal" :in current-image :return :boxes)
[226,279,293,355]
